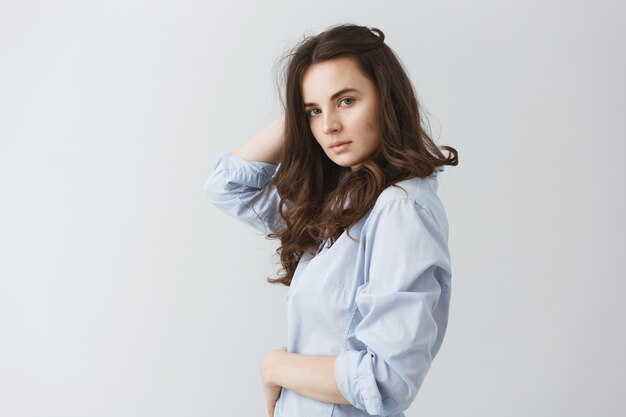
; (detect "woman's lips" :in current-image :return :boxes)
[330,142,351,153]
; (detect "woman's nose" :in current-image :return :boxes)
[322,112,342,135]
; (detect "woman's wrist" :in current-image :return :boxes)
[261,347,288,384]
[233,114,285,165]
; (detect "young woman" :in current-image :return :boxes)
[204,23,458,417]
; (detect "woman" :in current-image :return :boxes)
[204,23,458,417]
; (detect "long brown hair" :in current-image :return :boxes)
[266,23,458,286]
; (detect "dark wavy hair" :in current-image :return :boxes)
[266,23,458,286]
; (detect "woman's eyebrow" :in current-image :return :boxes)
[303,87,361,107]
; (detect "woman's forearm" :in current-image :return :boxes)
[232,113,285,165]
[261,350,351,405]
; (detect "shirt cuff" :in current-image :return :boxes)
[216,152,279,189]
[334,349,388,415]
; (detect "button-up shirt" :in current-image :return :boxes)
[203,152,452,417]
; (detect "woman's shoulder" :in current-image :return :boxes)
[371,174,443,217]
[359,173,449,238]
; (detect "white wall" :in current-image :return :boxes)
[1,0,624,416]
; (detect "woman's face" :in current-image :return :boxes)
[300,56,381,171]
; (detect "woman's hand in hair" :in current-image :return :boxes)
[232,113,285,165]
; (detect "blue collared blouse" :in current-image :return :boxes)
[203,152,452,417]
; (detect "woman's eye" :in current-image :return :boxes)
[306,99,354,117]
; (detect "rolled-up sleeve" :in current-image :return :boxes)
[203,152,285,235]
[334,198,452,416]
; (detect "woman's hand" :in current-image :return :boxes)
[260,346,288,417]
[232,113,285,165]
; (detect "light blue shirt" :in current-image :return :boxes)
[203,152,452,417]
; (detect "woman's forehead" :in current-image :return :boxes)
[301,57,372,104]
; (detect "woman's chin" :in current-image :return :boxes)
[327,155,354,168]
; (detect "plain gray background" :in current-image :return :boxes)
[1,0,625,416]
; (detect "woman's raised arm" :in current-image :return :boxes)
[232,113,285,165]
[203,114,287,235]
